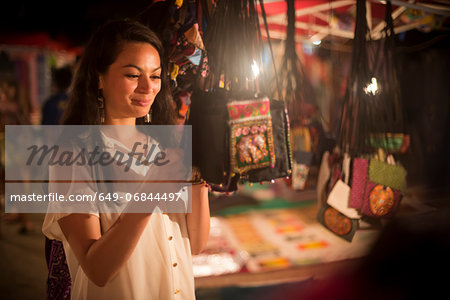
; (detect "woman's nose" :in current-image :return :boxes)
[136,76,152,94]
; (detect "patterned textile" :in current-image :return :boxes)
[246,99,293,183]
[349,158,406,218]
[349,158,369,209]
[291,163,309,190]
[47,239,71,300]
[228,98,275,174]
[361,182,402,218]
[317,204,358,242]
[368,159,407,192]
[227,99,270,120]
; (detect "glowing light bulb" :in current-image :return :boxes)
[364,77,379,96]
[251,60,260,78]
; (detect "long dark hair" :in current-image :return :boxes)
[62,18,176,125]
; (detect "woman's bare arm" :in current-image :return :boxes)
[186,184,210,255]
[58,213,151,287]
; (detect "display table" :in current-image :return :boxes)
[193,183,438,290]
[193,191,379,288]
[195,257,363,288]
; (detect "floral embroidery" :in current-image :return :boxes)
[237,131,268,164]
[228,98,275,174]
[227,98,271,120]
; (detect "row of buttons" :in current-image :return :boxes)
[168,236,177,267]
[169,235,179,295]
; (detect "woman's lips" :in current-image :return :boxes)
[131,99,151,106]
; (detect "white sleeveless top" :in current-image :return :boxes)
[42,131,195,300]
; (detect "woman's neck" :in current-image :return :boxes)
[101,123,139,141]
[103,117,136,126]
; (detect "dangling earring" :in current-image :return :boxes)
[145,109,152,123]
[97,89,105,123]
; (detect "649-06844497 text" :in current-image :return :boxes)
[8,192,182,203]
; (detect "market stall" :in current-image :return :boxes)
[1,1,449,299]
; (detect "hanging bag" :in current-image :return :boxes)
[317,151,359,242]
[336,0,407,221]
[349,153,407,218]
[361,156,406,218]
[187,0,292,191]
[338,0,406,156]
[246,99,292,183]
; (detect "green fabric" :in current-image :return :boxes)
[215,197,315,216]
[369,135,403,151]
[368,159,407,192]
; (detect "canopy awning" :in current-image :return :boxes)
[258,0,450,43]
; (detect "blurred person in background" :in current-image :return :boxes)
[1,69,34,233]
[41,65,73,125]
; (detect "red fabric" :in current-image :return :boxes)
[256,0,400,41]
[0,32,82,55]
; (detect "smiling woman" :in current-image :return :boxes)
[99,43,162,125]
[62,19,176,126]
[41,19,210,300]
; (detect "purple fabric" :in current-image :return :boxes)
[349,158,369,209]
[47,240,71,300]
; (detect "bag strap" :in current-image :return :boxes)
[259,0,282,100]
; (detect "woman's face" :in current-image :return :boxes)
[99,42,161,125]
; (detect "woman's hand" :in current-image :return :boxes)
[186,183,210,255]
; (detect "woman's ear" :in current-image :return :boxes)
[98,76,104,89]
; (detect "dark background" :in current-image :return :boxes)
[0,0,152,46]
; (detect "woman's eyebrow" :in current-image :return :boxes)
[122,65,161,73]
[122,64,142,72]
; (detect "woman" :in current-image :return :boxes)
[42,19,210,300]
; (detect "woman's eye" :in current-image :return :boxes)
[150,75,161,80]
[126,74,140,79]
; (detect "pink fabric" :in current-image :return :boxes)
[349,158,368,209]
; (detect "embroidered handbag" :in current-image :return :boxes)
[317,203,358,242]
[187,0,292,191]
[349,157,407,218]
[361,158,406,218]
[189,90,292,191]
[327,179,361,220]
[227,97,275,174]
[246,99,292,183]
[317,153,359,241]
[326,154,361,220]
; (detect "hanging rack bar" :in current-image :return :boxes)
[260,0,450,41]
[366,1,373,30]
[371,0,450,17]
[264,0,355,24]
[371,3,410,36]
